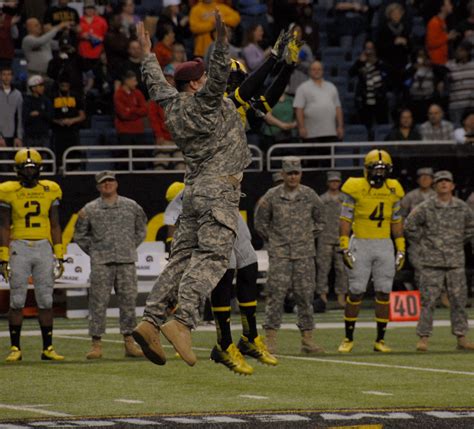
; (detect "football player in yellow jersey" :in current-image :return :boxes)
[338,149,406,353]
[0,149,65,362]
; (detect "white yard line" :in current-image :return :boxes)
[114,399,144,404]
[0,403,72,417]
[362,391,394,396]
[239,395,269,400]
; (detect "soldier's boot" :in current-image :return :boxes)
[160,319,196,366]
[301,330,325,354]
[441,292,450,308]
[337,294,346,308]
[416,336,429,352]
[132,321,166,365]
[124,335,144,358]
[457,336,474,351]
[86,339,103,360]
[264,329,277,354]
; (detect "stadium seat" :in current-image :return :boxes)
[91,115,114,130]
[344,125,368,142]
[374,124,393,141]
[79,129,113,171]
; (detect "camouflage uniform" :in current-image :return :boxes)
[141,39,252,329]
[74,196,147,337]
[405,196,474,337]
[255,184,325,331]
[316,191,348,296]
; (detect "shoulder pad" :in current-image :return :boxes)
[0,181,21,193]
[341,177,365,197]
[386,179,405,198]
[40,180,62,199]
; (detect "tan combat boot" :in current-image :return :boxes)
[264,329,277,354]
[457,336,474,351]
[86,338,102,359]
[416,336,429,352]
[160,319,196,366]
[301,330,325,354]
[124,335,144,358]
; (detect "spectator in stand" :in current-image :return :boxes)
[84,51,114,115]
[0,66,22,149]
[153,24,175,68]
[425,0,457,66]
[384,108,421,141]
[120,0,140,39]
[456,0,474,46]
[164,43,187,77]
[420,103,454,140]
[294,61,344,142]
[51,75,86,169]
[403,48,439,124]
[0,11,20,68]
[377,3,411,91]
[78,0,108,73]
[287,24,314,97]
[189,0,240,57]
[22,75,53,148]
[235,0,268,34]
[242,24,269,72]
[47,40,83,95]
[454,109,474,143]
[43,0,80,49]
[120,39,147,99]
[446,42,474,126]
[349,40,390,134]
[114,70,148,169]
[156,0,191,47]
[22,18,73,76]
[104,14,130,88]
[262,92,297,151]
[334,0,369,50]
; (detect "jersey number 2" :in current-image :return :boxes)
[369,202,384,227]
[24,201,41,228]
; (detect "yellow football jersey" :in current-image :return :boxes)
[0,180,62,241]
[340,177,405,239]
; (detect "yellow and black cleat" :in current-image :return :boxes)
[41,345,65,361]
[374,340,392,353]
[5,346,22,362]
[338,338,354,353]
[210,343,254,375]
[238,335,278,366]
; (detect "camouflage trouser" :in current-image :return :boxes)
[316,240,348,295]
[407,243,421,288]
[416,266,468,337]
[263,257,316,331]
[144,177,240,329]
[88,262,138,337]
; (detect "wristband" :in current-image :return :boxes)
[53,243,64,260]
[339,235,350,250]
[166,237,173,243]
[0,246,9,262]
[394,237,406,253]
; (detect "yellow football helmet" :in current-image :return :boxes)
[364,149,393,188]
[227,59,248,94]
[165,181,185,202]
[14,148,43,186]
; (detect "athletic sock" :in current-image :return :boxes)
[344,320,356,341]
[212,308,232,351]
[9,324,22,349]
[376,321,388,342]
[239,302,258,341]
[375,297,390,342]
[40,325,53,350]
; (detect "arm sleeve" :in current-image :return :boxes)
[141,53,178,108]
[254,196,272,241]
[73,210,92,255]
[135,205,148,247]
[114,91,137,120]
[16,95,23,139]
[22,28,60,49]
[391,200,403,223]
[340,192,355,223]
[312,193,326,238]
[426,19,448,50]
[404,207,424,242]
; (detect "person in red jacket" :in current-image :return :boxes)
[0,12,20,68]
[114,70,148,169]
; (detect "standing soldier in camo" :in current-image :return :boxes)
[74,171,147,359]
[254,156,326,354]
[405,170,474,352]
[316,171,348,309]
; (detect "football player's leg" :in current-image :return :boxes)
[211,268,235,351]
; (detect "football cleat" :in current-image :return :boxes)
[210,343,254,375]
[338,338,354,353]
[41,346,65,361]
[238,335,278,366]
[5,346,22,362]
[374,340,392,353]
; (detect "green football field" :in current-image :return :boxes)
[1,308,474,421]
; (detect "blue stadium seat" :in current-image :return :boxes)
[79,129,113,171]
[322,47,347,63]
[374,124,393,141]
[344,125,368,142]
[91,115,114,130]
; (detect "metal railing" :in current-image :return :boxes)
[0,147,56,175]
[266,140,466,171]
[63,144,264,175]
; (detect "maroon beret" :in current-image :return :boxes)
[174,58,205,82]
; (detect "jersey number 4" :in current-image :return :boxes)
[369,202,385,227]
[24,200,41,228]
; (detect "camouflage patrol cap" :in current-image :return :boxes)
[272,171,283,184]
[416,167,434,177]
[95,171,116,184]
[327,171,341,182]
[281,156,302,173]
[433,170,453,183]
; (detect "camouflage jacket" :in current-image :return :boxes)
[467,193,474,212]
[405,196,474,268]
[74,196,147,264]
[400,187,436,218]
[141,41,251,184]
[254,184,326,259]
[318,191,342,244]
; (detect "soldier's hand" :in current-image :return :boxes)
[0,261,10,282]
[136,22,152,57]
[54,259,65,280]
[342,249,355,269]
[214,10,228,44]
[395,251,405,271]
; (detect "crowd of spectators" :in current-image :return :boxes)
[0,0,473,172]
